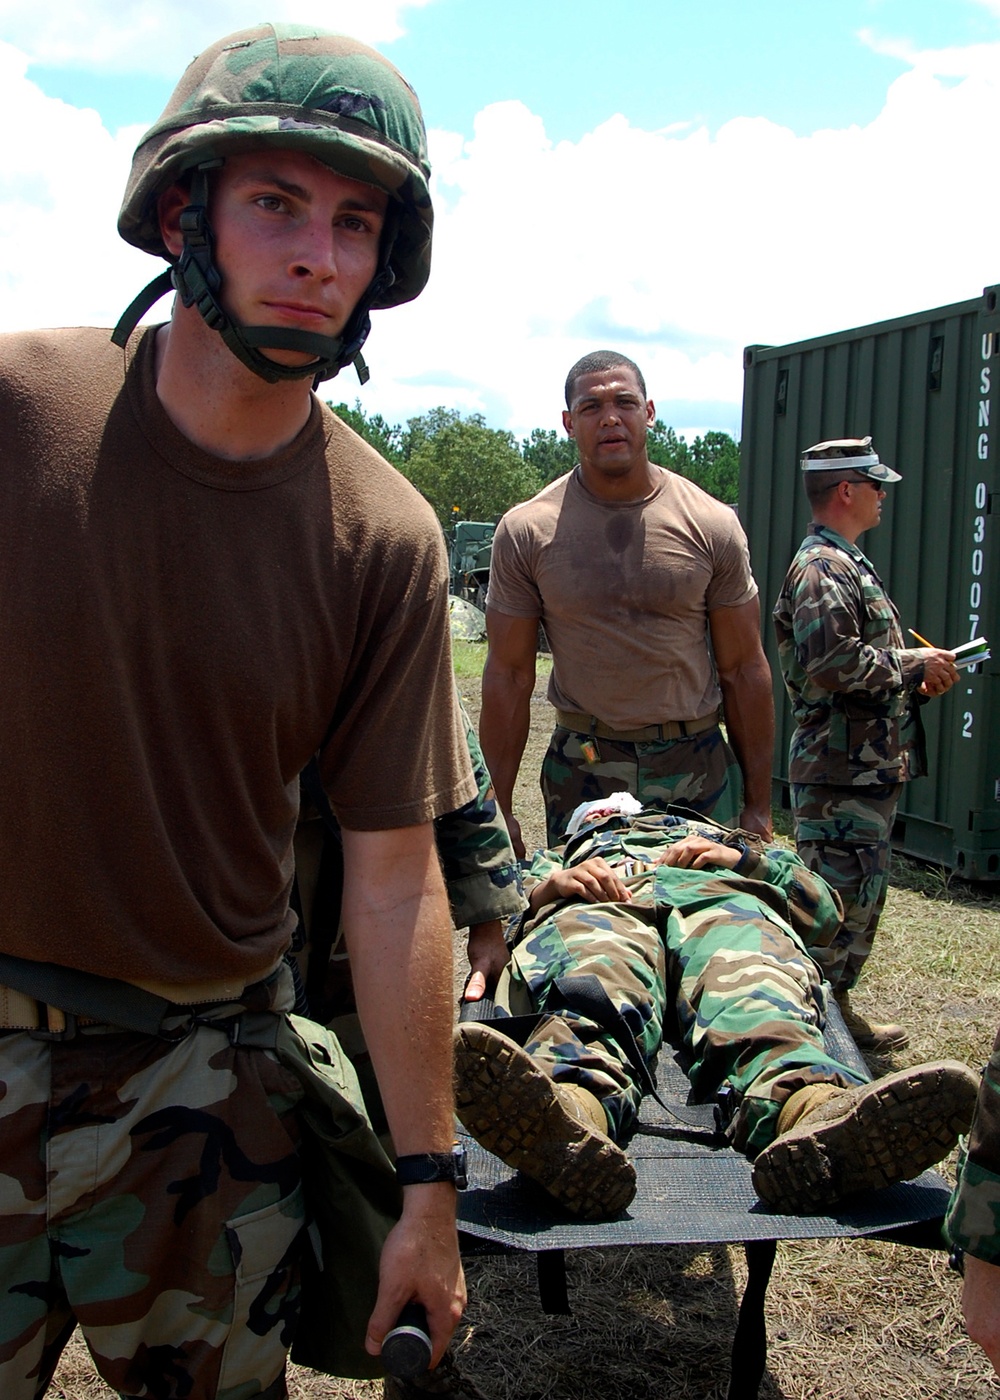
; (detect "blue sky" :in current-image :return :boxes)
[380,0,998,141]
[3,0,1000,438]
[22,1,998,140]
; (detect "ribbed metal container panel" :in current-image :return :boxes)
[740,285,1000,878]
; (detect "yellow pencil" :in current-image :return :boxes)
[908,628,935,648]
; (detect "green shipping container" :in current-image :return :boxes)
[740,285,1000,879]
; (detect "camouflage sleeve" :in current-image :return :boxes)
[734,844,844,948]
[946,1025,1000,1263]
[520,845,567,900]
[785,552,925,695]
[434,696,526,928]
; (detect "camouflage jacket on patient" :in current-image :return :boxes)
[946,1024,1000,1264]
[773,523,927,787]
[521,810,843,952]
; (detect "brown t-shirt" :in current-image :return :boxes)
[487,466,757,729]
[0,327,474,988]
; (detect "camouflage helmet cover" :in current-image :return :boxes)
[118,23,432,309]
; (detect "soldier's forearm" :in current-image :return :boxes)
[718,660,775,825]
[479,671,532,817]
[341,827,457,1156]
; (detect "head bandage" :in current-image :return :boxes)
[565,792,642,839]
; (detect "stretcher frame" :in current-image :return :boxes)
[456,1003,950,1399]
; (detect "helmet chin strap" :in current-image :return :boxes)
[112,162,396,386]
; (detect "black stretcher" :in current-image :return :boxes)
[456,1002,950,1400]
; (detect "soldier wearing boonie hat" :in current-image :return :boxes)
[0,24,473,1399]
[773,433,958,1052]
[799,435,902,483]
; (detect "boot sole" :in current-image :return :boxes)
[454,1022,636,1220]
[751,1060,979,1214]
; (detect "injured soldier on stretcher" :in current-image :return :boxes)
[455,797,978,1220]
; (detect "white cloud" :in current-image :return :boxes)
[2,31,1000,441]
[858,26,1000,79]
[0,43,153,331]
[358,53,1000,436]
[0,0,435,74]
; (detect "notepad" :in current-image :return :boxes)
[952,637,991,670]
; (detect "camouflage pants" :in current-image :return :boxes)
[945,1025,1000,1262]
[495,875,864,1156]
[541,724,743,848]
[0,974,305,1400]
[791,782,902,992]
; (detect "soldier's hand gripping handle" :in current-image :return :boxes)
[382,1302,432,1378]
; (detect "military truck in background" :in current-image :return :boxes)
[449,521,495,609]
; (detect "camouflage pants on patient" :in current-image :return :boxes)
[791,781,902,992]
[494,872,864,1157]
[541,724,743,849]
[0,973,305,1400]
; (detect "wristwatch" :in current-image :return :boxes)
[395,1145,468,1190]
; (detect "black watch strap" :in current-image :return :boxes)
[395,1145,468,1189]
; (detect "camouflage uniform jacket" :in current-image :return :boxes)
[946,1024,1000,1263]
[521,811,843,952]
[435,698,526,928]
[773,523,927,786]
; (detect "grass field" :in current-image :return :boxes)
[51,644,1000,1399]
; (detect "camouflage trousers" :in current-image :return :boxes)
[0,971,305,1400]
[791,781,903,992]
[495,875,864,1156]
[945,1026,1000,1263]
[541,724,743,848]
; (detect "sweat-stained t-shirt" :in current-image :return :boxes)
[487,466,757,730]
[0,326,474,991]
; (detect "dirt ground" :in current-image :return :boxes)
[51,658,999,1399]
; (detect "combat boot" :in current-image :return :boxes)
[383,1349,490,1400]
[453,1022,636,1219]
[835,988,909,1051]
[751,1061,979,1214]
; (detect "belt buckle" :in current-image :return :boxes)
[28,1007,79,1041]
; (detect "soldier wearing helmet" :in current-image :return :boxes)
[773,437,959,1052]
[0,25,472,1398]
[114,25,434,386]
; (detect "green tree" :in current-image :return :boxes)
[400,410,542,527]
[646,419,693,475]
[327,399,404,466]
[646,420,739,504]
[521,427,577,485]
[399,406,464,461]
[687,431,740,504]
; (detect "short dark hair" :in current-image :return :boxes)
[804,468,866,505]
[564,350,647,408]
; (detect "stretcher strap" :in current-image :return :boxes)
[551,973,723,1137]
